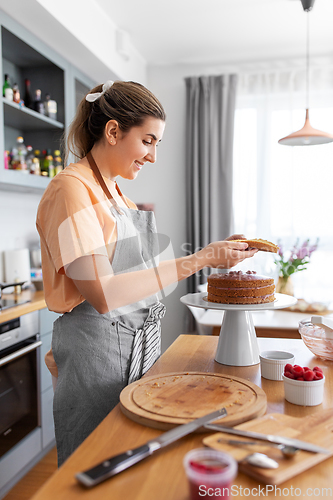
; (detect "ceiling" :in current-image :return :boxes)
[95,0,333,67]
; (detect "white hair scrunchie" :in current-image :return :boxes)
[85,80,114,102]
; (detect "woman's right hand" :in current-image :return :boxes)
[196,240,258,269]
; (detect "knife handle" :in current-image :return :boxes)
[76,444,152,487]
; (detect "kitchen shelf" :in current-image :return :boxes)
[3,98,64,131]
[0,168,49,192]
[0,13,96,193]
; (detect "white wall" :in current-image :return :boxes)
[0,191,42,282]
[0,0,147,85]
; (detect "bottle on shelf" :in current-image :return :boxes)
[45,149,55,177]
[33,150,42,176]
[41,149,55,177]
[26,145,34,172]
[13,83,20,103]
[53,150,63,175]
[10,147,19,170]
[40,149,48,176]
[31,156,41,176]
[2,74,13,100]
[44,93,57,121]
[4,150,10,169]
[24,79,33,109]
[34,89,45,115]
[16,136,28,172]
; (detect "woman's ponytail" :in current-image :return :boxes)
[63,81,166,164]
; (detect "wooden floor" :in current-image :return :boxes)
[3,447,57,500]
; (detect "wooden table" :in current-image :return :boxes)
[31,336,333,500]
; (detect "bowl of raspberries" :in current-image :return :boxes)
[283,364,325,406]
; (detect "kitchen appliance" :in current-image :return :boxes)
[76,407,228,487]
[4,249,30,284]
[0,311,41,458]
[0,282,30,310]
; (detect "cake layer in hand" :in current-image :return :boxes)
[233,238,279,253]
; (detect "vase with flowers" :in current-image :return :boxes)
[275,238,319,296]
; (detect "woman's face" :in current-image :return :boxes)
[111,117,165,180]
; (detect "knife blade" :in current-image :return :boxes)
[76,407,227,487]
[204,424,331,454]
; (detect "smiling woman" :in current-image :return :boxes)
[36,79,258,468]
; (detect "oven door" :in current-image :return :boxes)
[0,335,42,458]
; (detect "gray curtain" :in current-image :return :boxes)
[184,74,238,295]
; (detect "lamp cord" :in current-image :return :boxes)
[306,11,310,110]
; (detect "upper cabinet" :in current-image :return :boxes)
[0,11,95,192]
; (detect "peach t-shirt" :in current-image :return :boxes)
[36,162,137,377]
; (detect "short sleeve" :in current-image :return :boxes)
[37,175,112,273]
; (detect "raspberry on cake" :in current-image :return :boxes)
[207,270,275,304]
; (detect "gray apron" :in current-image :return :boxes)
[52,153,166,466]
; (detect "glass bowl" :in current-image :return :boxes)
[299,319,333,361]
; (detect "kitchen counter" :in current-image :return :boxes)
[31,335,333,500]
[0,290,46,323]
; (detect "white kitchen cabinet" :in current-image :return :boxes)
[39,308,60,442]
[41,386,55,449]
[0,307,60,499]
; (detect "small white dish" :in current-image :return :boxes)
[283,374,325,406]
[259,351,295,381]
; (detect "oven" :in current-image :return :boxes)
[0,311,41,458]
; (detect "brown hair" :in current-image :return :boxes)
[64,81,166,163]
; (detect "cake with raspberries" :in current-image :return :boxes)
[207,270,275,304]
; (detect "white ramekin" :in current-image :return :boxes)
[283,374,325,406]
[259,350,295,381]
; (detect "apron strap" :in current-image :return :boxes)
[86,151,125,214]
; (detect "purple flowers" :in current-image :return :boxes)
[275,238,319,278]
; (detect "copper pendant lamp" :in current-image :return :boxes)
[278,0,333,146]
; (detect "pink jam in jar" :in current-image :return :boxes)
[183,448,238,500]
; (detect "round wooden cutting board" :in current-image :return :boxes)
[119,372,267,430]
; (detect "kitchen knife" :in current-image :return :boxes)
[204,424,331,454]
[76,406,227,487]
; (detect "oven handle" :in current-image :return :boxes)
[0,340,42,367]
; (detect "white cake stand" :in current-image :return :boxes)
[180,292,297,367]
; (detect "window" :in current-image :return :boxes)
[233,96,333,304]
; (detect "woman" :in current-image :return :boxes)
[36,80,257,466]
